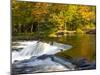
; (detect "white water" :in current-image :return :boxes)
[16,58,72,72]
[12,41,75,72]
[12,41,72,63]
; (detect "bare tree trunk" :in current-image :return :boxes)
[18,23,21,33]
[31,24,33,33]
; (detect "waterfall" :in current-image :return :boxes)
[19,41,51,56]
[12,41,72,63]
[12,41,75,73]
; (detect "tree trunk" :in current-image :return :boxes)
[31,24,33,33]
[18,23,21,33]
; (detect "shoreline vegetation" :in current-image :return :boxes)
[12,32,95,41]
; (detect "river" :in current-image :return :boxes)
[12,34,96,62]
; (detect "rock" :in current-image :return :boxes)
[73,58,96,70]
[30,56,37,61]
[86,29,96,34]
[79,63,96,70]
[12,54,75,74]
[12,66,35,74]
[91,61,96,67]
[56,32,64,35]
[77,59,90,67]
[37,54,54,60]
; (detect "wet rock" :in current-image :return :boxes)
[73,58,96,70]
[12,66,35,74]
[76,58,90,67]
[72,58,88,65]
[86,29,96,34]
[80,61,96,70]
[37,54,54,60]
[12,54,75,74]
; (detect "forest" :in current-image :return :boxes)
[12,0,96,38]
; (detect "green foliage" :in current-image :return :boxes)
[76,28,84,34]
[12,0,96,37]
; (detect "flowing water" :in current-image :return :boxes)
[12,41,74,73]
[12,41,72,62]
[12,34,96,62]
[12,34,96,73]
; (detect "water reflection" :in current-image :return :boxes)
[56,34,96,62]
